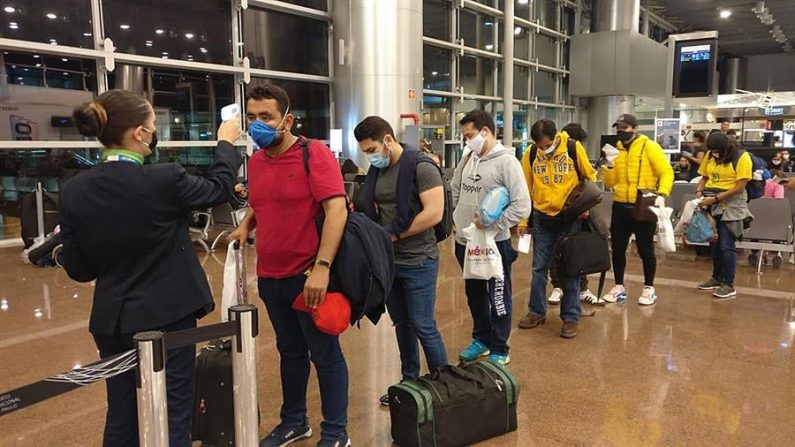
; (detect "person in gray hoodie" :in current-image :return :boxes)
[451,110,532,367]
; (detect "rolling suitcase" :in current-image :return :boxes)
[388,362,520,447]
[192,241,249,446]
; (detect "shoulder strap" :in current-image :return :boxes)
[566,139,582,181]
[636,140,648,187]
[529,144,538,167]
[300,138,312,175]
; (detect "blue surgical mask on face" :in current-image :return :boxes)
[248,109,288,149]
[367,140,391,169]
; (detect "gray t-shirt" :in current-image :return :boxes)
[375,153,443,265]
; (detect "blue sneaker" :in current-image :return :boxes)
[316,436,351,447]
[487,354,510,367]
[459,339,490,362]
[260,421,312,447]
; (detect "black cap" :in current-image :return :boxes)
[612,114,638,128]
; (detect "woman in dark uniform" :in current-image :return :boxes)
[61,89,243,446]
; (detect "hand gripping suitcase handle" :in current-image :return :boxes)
[233,241,248,305]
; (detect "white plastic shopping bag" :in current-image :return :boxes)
[220,243,237,322]
[650,205,676,252]
[674,198,700,235]
[460,224,504,280]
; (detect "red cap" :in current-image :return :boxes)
[292,292,351,336]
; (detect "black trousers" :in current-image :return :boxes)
[610,203,657,287]
[92,314,197,447]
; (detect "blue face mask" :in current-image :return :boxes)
[367,140,391,169]
[248,109,288,149]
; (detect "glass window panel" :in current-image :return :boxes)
[422,96,451,140]
[455,100,495,141]
[536,0,559,30]
[250,78,330,140]
[535,71,557,103]
[562,41,571,70]
[537,106,557,122]
[424,0,451,41]
[459,56,495,97]
[424,46,452,91]
[0,0,93,48]
[563,6,576,35]
[243,7,329,76]
[460,10,495,52]
[102,0,233,65]
[514,66,529,100]
[1,52,97,141]
[106,67,234,142]
[515,0,533,21]
[536,34,557,67]
[444,143,464,168]
[514,26,530,60]
[513,104,530,153]
[289,0,327,11]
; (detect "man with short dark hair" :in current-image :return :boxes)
[452,109,531,367]
[229,83,351,447]
[354,115,448,405]
[518,119,596,339]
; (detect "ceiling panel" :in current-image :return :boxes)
[645,0,795,56]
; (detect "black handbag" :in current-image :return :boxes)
[555,219,612,298]
[629,142,659,223]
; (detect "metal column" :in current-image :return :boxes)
[503,0,514,148]
[134,331,169,447]
[229,304,259,447]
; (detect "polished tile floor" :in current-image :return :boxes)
[1,241,794,446]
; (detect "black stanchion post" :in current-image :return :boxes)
[134,331,169,447]
[229,304,259,447]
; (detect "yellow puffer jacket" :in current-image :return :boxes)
[602,134,674,204]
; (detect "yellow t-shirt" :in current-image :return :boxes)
[520,132,596,216]
[698,151,752,190]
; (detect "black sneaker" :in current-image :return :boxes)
[260,421,313,447]
[713,285,737,300]
[379,393,390,407]
[698,277,722,291]
[316,436,351,447]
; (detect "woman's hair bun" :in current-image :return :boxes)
[73,101,108,138]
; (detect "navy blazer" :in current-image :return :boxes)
[59,142,243,336]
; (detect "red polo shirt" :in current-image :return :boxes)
[248,137,345,279]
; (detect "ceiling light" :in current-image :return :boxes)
[49,39,57,45]
[61,58,68,62]
[514,26,522,35]
[485,44,494,50]
[155,28,164,35]
[8,22,16,29]
[519,0,529,4]
[62,72,68,76]
[199,47,208,53]
[145,40,153,47]
[35,63,41,67]
[431,71,438,76]
[83,32,91,37]
[45,12,56,20]
[161,51,168,55]
[185,32,194,39]
[4,6,14,13]
[719,10,731,19]
[32,54,39,58]
[119,24,130,30]
[162,55,168,59]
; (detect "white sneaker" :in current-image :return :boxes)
[548,288,563,305]
[638,286,658,306]
[602,285,626,303]
[580,289,606,306]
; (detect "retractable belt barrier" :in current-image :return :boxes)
[0,304,259,447]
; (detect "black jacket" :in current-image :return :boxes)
[59,142,242,335]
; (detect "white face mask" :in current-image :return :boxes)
[466,131,486,156]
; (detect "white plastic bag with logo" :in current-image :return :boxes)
[460,224,503,280]
[649,205,676,253]
[220,242,248,322]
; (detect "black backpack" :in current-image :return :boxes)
[300,138,394,325]
[361,146,453,243]
[554,219,611,299]
[729,149,768,201]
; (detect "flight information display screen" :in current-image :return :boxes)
[673,39,717,98]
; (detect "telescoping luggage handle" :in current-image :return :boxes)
[233,240,248,305]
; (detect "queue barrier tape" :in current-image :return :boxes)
[0,320,239,417]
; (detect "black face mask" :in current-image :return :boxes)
[148,130,158,150]
[616,130,634,145]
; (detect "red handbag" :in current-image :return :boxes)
[292,292,351,336]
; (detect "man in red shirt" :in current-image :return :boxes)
[229,84,349,447]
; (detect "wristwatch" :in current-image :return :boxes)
[315,259,331,269]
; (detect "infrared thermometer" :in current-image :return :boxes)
[221,104,240,121]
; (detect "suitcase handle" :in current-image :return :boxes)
[434,365,487,389]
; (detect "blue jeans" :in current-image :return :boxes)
[388,257,448,380]
[455,240,517,356]
[258,275,348,440]
[529,212,582,322]
[711,217,737,286]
